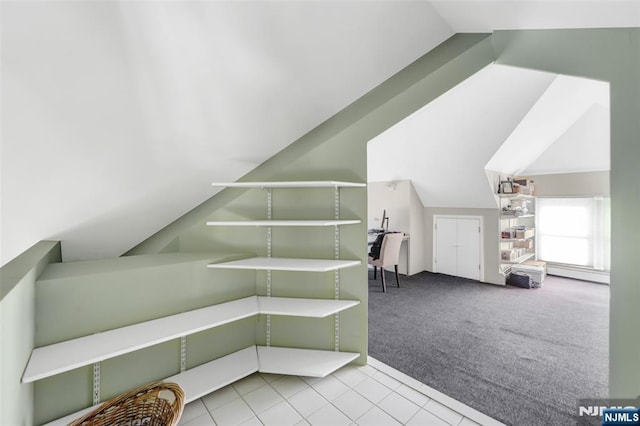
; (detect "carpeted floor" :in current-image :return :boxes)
[367,270,609,426]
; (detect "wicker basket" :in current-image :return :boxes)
[69,381,185,426]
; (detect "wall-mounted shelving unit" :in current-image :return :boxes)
[498,193,536,277]
[208,180,364,376]
[31,180,366,425]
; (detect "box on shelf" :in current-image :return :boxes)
[514,239,534,249]
[516,228,535,239]
[502,229,516,239]
[501,248,525,261]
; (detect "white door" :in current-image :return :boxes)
[434,216,481,281]
[456,218,481,280]
[435,217,457,276]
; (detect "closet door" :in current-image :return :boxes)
[456,218,481,281]
[434,216,481,281]
[434,217,458,276]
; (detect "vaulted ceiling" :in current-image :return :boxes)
[1,1,638,264]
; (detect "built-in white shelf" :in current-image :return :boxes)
[500,214,534,219]
[23,295,360,384]
[44,346,260,426]
[258,297,359,317]
[500,236,535,242]
[501,253,536,265]
[211,181,366,188]
[206,219,361,227]
[22,296,258,383]
[207,257,361,272]
[168,346,259,403]
[44,345,360,425]
[497,193,534,199]
[257,346,359,377]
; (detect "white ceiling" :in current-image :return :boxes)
[1,1,636,265]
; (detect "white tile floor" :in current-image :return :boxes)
[178,357,505,426]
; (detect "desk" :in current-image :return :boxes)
[367,231,410,275]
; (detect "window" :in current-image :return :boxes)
[536,197,610,270]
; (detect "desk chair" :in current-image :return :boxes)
[368,232,403,292]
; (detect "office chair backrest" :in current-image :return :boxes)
[379,233,404,266]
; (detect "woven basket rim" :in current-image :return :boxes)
[68,381,185,426]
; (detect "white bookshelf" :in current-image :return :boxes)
[207,257,361,272]
[206,219,361,227]
[257,346,359,377]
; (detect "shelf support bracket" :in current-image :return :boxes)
[334,186,340,351]
[180,336,187,372]
[266,187,272,347]
[92,362,100,405]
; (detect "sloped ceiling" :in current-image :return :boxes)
[0,1,453,265]
[485,74,610,176]
[1,1,637,265]
[367,64,557,208]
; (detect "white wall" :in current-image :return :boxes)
[0,1,453,266]
[367,180,427,275]
[530,171,609,197]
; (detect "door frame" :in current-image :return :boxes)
[433,214,484,282]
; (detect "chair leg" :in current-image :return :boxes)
[373,266,377,279]
[381,268,387,292]
[394,265,400,288]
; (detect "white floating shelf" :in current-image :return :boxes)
[45,345,360,424]
[168,346,259,403]
[497,193,534,199]
[258,297,359,317]
[257,346,359,377]
[500,214,534,219]
[207,257,361,272]
[22,297,259,383]
[211,181,366,188]
[24,296,361,384]
[501,253,536,265]
[500,236,535,242]
[206,219,361,227]
[44,346,260,426]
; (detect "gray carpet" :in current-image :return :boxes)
[368,270,609,426]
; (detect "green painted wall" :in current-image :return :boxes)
[492,27,640,399]
[0,241,61,426]
[20,34,501,423]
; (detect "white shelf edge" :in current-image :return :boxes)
[500,214,534,219]
[24,294,362,384]
[168,346,259,403]
[500,236,535,242]
[22,297,260,383]
[44,346,260,426]
[257,346,359,377]
[258,297,359,317]
[207,257,361,272]
[211,181,366,188]
[206,219,361,227]
[501,253,536,265]
[496,193,534,199]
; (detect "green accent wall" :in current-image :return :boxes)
[492,27,640,399]
[0,241,61,426]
